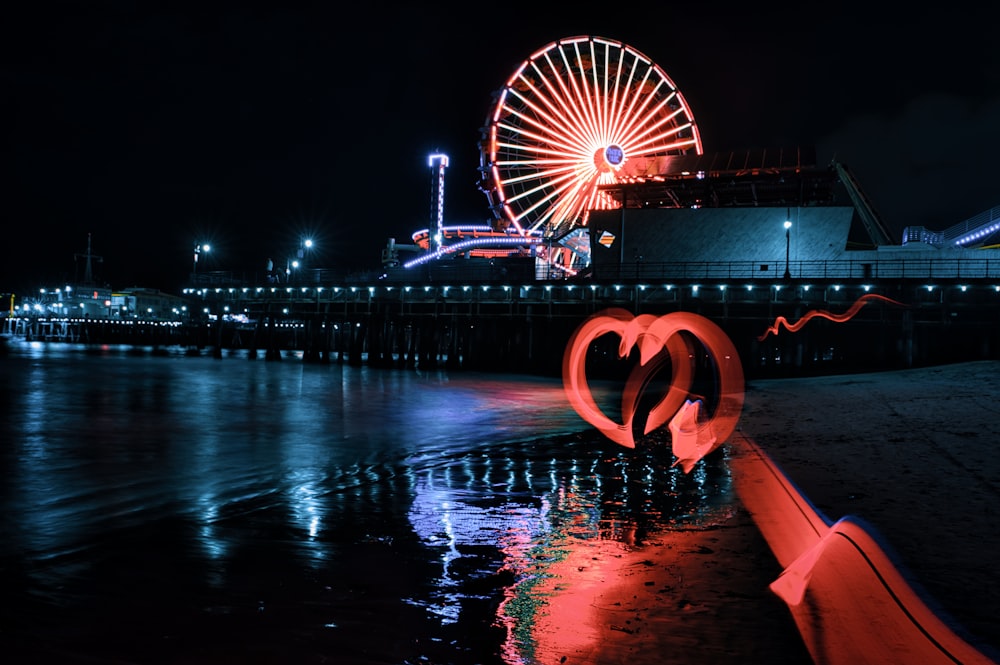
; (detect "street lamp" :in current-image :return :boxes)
[783,211,792,280]
[297,238,314,278]
[298,237,314,257]
[193,243,210,274]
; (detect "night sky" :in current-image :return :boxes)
[4,3,999,293]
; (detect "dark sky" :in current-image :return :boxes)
[3,3,999,293]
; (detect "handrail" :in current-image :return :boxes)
[598,257,1000,282]
[188,257,1000,290]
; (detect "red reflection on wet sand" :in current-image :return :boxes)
[561,308,744,472]
[757,292,906,341]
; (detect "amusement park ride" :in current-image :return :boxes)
[382,35,1000,280]
[383,35,706,277]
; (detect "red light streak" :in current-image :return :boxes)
[730,434,997,665]
[758,293,907,341]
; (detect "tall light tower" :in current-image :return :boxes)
[428,153,448,254]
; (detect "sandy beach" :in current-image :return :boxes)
[525,360,1000,664]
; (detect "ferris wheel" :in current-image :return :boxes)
[479,36,703,241]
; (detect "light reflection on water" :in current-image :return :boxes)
[406,435,735,639]
[0,341,736,663]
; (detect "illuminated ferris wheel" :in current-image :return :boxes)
[479,36,703,240]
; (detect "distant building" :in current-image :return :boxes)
[113,288,192,321]
[36,284,115,319]
[21,285,192,321]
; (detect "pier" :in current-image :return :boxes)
[6,254,1000,380]
[8,151,1000,380]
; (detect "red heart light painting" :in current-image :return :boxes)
[561,308,745,472]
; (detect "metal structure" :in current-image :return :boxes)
[833,162,895,246]
[75,233,103,285]
[598,147,836,209]
[904,204,1000,248]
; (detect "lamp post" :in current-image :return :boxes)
[193,243,210,274]
[297,238,314,281]
[298,238,313,260]
[783,211,792,280]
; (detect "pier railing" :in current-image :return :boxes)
[189,256,1000,289]
[594,257,1000,282]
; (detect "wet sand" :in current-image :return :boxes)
[526,360,1000,664]
[520,512,814,664]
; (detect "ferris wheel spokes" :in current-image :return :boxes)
[481,35,702,239]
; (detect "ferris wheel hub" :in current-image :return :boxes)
[594,144,626,173]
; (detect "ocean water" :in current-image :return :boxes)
[0,341,746,664]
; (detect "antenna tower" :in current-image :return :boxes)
[75,233,103,285]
